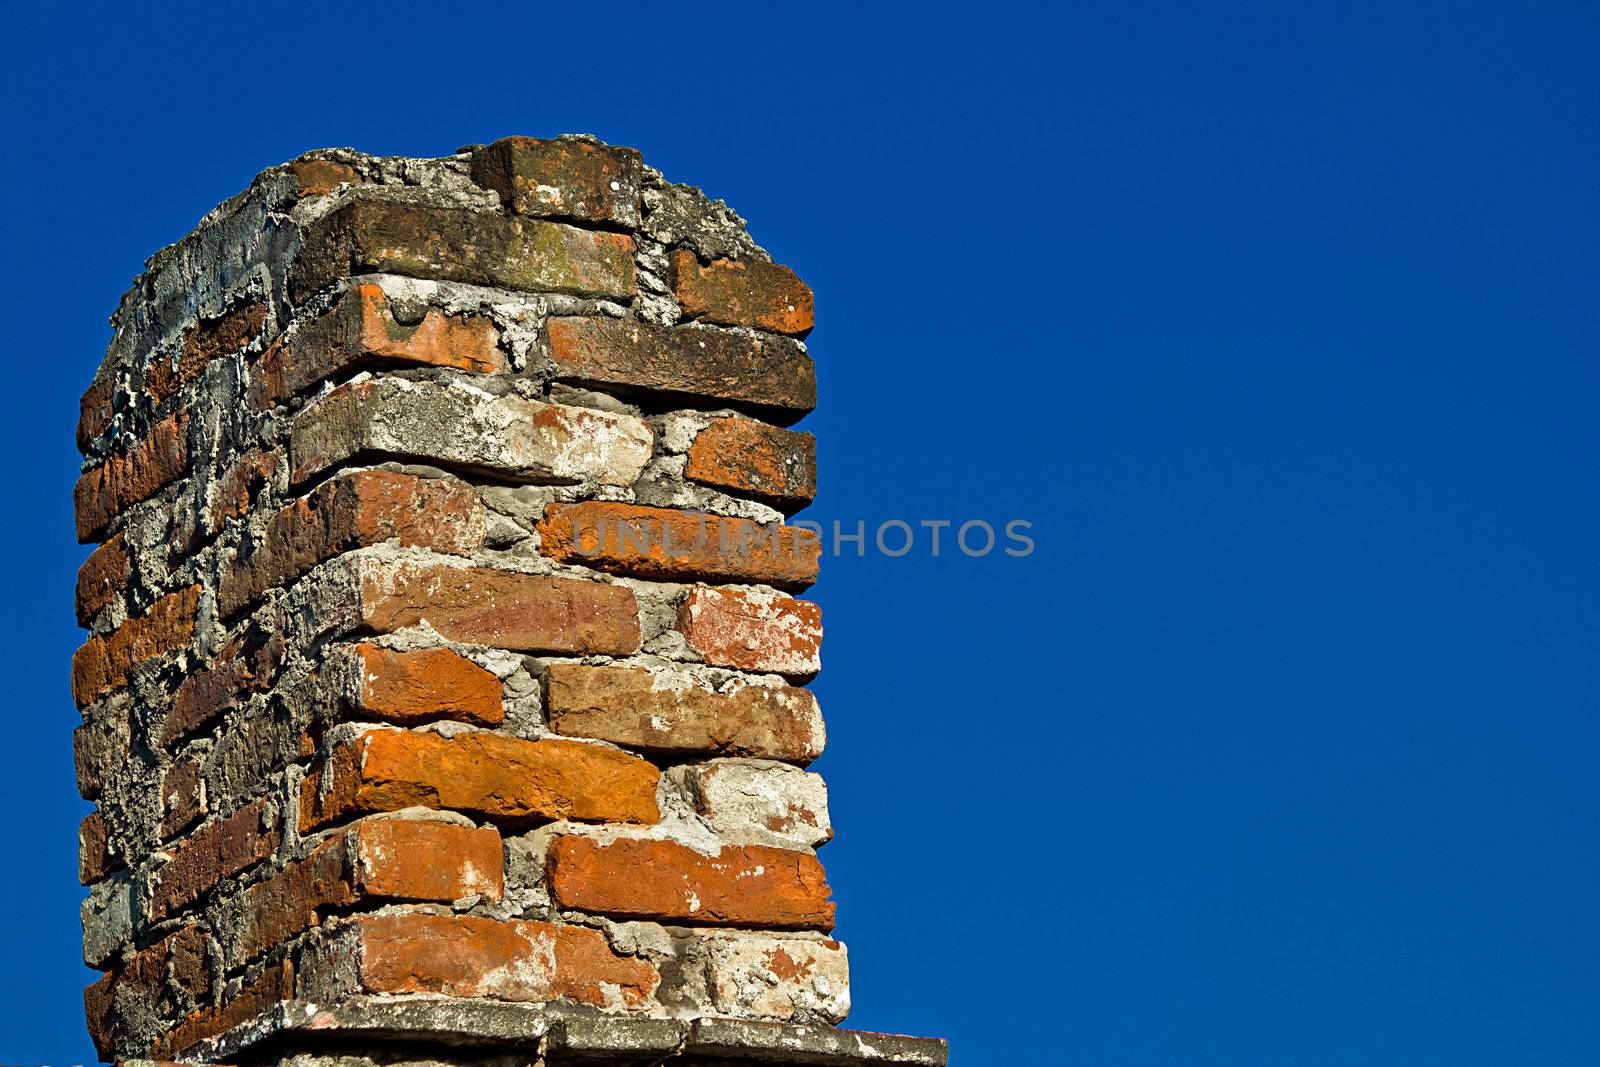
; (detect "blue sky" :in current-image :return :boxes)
[3,2,1597,1063]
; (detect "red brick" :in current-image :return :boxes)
[78,811,124,884]
[71,585,201,708]
[159,754,205,840]
[156,958,290,1058]
[313,913,657,1008]
[148,798,281,921]
[86,925,211,1060]
[74,412,191,542]
[218,469,485,616]
[78,372,116,454]
[147,298,268,404]
[353,561,641,655]
[252,283,503,409]
[470,136,643,226]
[235,816,502,962]
[287,157,362,199]
[545,663,824,763]
[76,531,130,626]
[206,447,279,536]
[679,586,822,676]
[546,317,815,419]
[672,249,815,336]
[159,615,285,747]
[300,728,659,832]
[685,418,816,509]
[290,198,636,303]
[549,836,835,931]
[536,502,820,589]
[348,643,504,726]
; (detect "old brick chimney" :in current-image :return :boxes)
[71,137,946,1065]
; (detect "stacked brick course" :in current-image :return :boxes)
[72,136,943,1065]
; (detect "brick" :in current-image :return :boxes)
[537,502,820,589]
[81,873,132,968]
[148,798,281,921]
[78,811,124,884]
[156,958,290,1058]
[75,531,130,626]
[218,469,485,616]
[546,664,824,763]
[290,198,636,302]
[159,754,205,840]
[685,760,833,851]
[353,560,641,655]
[678,586,822,676]
[348,643,504,726]
[308,913,657,1009]
[147,298,267,404]
[71,585,201,708]
[706,937,849,1024]
[78,371,116,454]
[74,708,128,800]
[685,418,816,509]
[86,925,211,1060]
[74,412,190,542]
[546,317,815,419]
[205,447,279,536]
[287,157,361,199]
[300,728,660,832]
[470,136,643,227]
[252,283,503,409]
[548,836,835,930]
[234,816,502,963]
[672,249,814,337]
[288,376,651,486]
[160,616,285,747]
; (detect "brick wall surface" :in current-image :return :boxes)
[70,135,942,1066]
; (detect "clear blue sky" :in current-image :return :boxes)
[3,3,1596,1063]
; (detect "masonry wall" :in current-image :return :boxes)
[70,137,865,1062]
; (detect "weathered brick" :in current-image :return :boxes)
[218,469,485,616]
[75,531,130,626]
[71,585,201,708]
[684,760,833,851]
[78,371,116,454]
[290,198,636,302]
[234,816,502,963]
[159,754,205,840]
[470,136,644,227]
[546,664,824,763]
[348,643,504,726]
[678,586,822,676]
[156,958,290,1058]
[74,412,190,542]
[78,811,124,885]
[300,728,660,832]
[672,249,814,337]
[252,283,503,409]
[537,502,820,589]
[205,446,279,536]
[685,418,817,509]
[85,924,211,1060]
[353,560,641,655]
[305,913,658,1009]
[546,317,815,419]
[286,157,362,199]
[549,836,835,931]
[74,707,128,800]
[148,798,281,922]
[147,298,268,404]
[159,615,284,747]
[706,937,849,1024]
[288,376,651,486]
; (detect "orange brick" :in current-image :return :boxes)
[672,249,815,336]
[147,299,268,404]
[78,371,116,454]
[349,644,503,726]
[549,836,835,931]
[218,469,485,616]
[312,913,657,1008]
[75,531,130,626]
[545,663,824,762]
[71,585,201,708]
[287,157,361,199]
[685,418,816,508]
[206,447,279,536]
[354,561,641,655]
[299,728,660,832]
[678,586,822,676]
[537,502,820,589]
[74,412,190,542]
[155,958,290,1058]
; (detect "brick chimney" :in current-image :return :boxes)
[70,137,946,1066]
